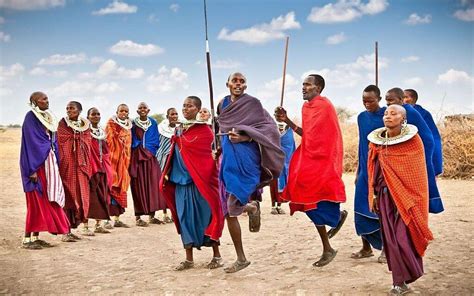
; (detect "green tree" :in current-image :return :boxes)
[335,106,355,123]
[150,113,165,124]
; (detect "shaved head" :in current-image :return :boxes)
[137,102,149,109]
[30,91,47,104]
[227,72,246,82]
[387,104,406,119]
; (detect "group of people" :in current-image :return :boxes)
[19,71,443,294]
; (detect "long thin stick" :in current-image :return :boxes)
[280,36,290,107]
[203,0,218,148]
[375,41,379,87]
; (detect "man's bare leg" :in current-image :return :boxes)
[226,216,246,262]
[224,216,251,273]
[313,225,337,267]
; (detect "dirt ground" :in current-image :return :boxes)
[0,128,473,295]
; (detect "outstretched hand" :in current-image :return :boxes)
[274,106,288,122]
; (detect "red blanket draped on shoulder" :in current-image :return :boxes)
[368,135,433,256]
[57,118,92,220]
[160,124,224,241]
[281,96,346,214]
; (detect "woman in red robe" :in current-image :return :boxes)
[57,101,93,239]
[87,107,113,233]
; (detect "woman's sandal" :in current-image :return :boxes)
[224,260,251,273]
[21,242,42,250]
[206,257,224,269]
[175,260,194,271]
[33,239,54,248]
[136,219,149,227]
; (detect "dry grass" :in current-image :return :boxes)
[338,119,474,179]
[439,118,474,179]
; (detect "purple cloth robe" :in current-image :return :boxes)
[374,157,424,286]
[20,111,59,194]
[217,93,284,186]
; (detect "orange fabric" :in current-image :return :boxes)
[105,118,132,208]
[368,134,433,256]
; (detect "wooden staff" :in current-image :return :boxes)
[203,0,219,148]
[280,36,290,107]
[375,41,379,87]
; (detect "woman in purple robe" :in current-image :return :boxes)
[19,92,70,249]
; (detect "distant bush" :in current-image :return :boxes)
[439,118,473,179]
[338,118,474,179]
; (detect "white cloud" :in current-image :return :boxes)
[213,59,242,69]
[92,1,137,15]
[109,40,164,56]
[454,8,474,21]
[404,13,432,25]
[96,59,144,79]
[29,67,47,76]
[326,32,347,45]
[255,74,298,101]
[0,0,65,10]
[51,81,121,97]
[404,77,423,86]
[90,57,105,64]
[437,69,473,84]
[38,53,86,65]
[218,11,300,45]
[147,66,188,93]
[307,0,388,24]
[0,31,10,42]
[169,4,179,12]
[0,87,13,97]
[401,55,420,63]
[0,17,5,24]
[0,63,25,81]
[94,82,122,94]
[51,70,68,78]
[30,67,68,78]
[300,53,389,88]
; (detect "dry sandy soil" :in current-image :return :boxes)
[0,128,472,295]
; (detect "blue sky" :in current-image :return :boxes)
[0,0,472,124]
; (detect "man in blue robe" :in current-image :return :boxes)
[352,85,385,261]
[403,89,443,175]
[385,88,444,214]
[217,72,284,273]
[269,122,296,215]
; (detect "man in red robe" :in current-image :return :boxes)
[275,74,347,267]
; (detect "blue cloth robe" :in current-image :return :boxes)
[278,128,296,191]
[219,96,261,204]
[404,104,444,213]
[170,146,212,249]
[354,107,385,250]
[414,104,443,175]
[131,117,160,156]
